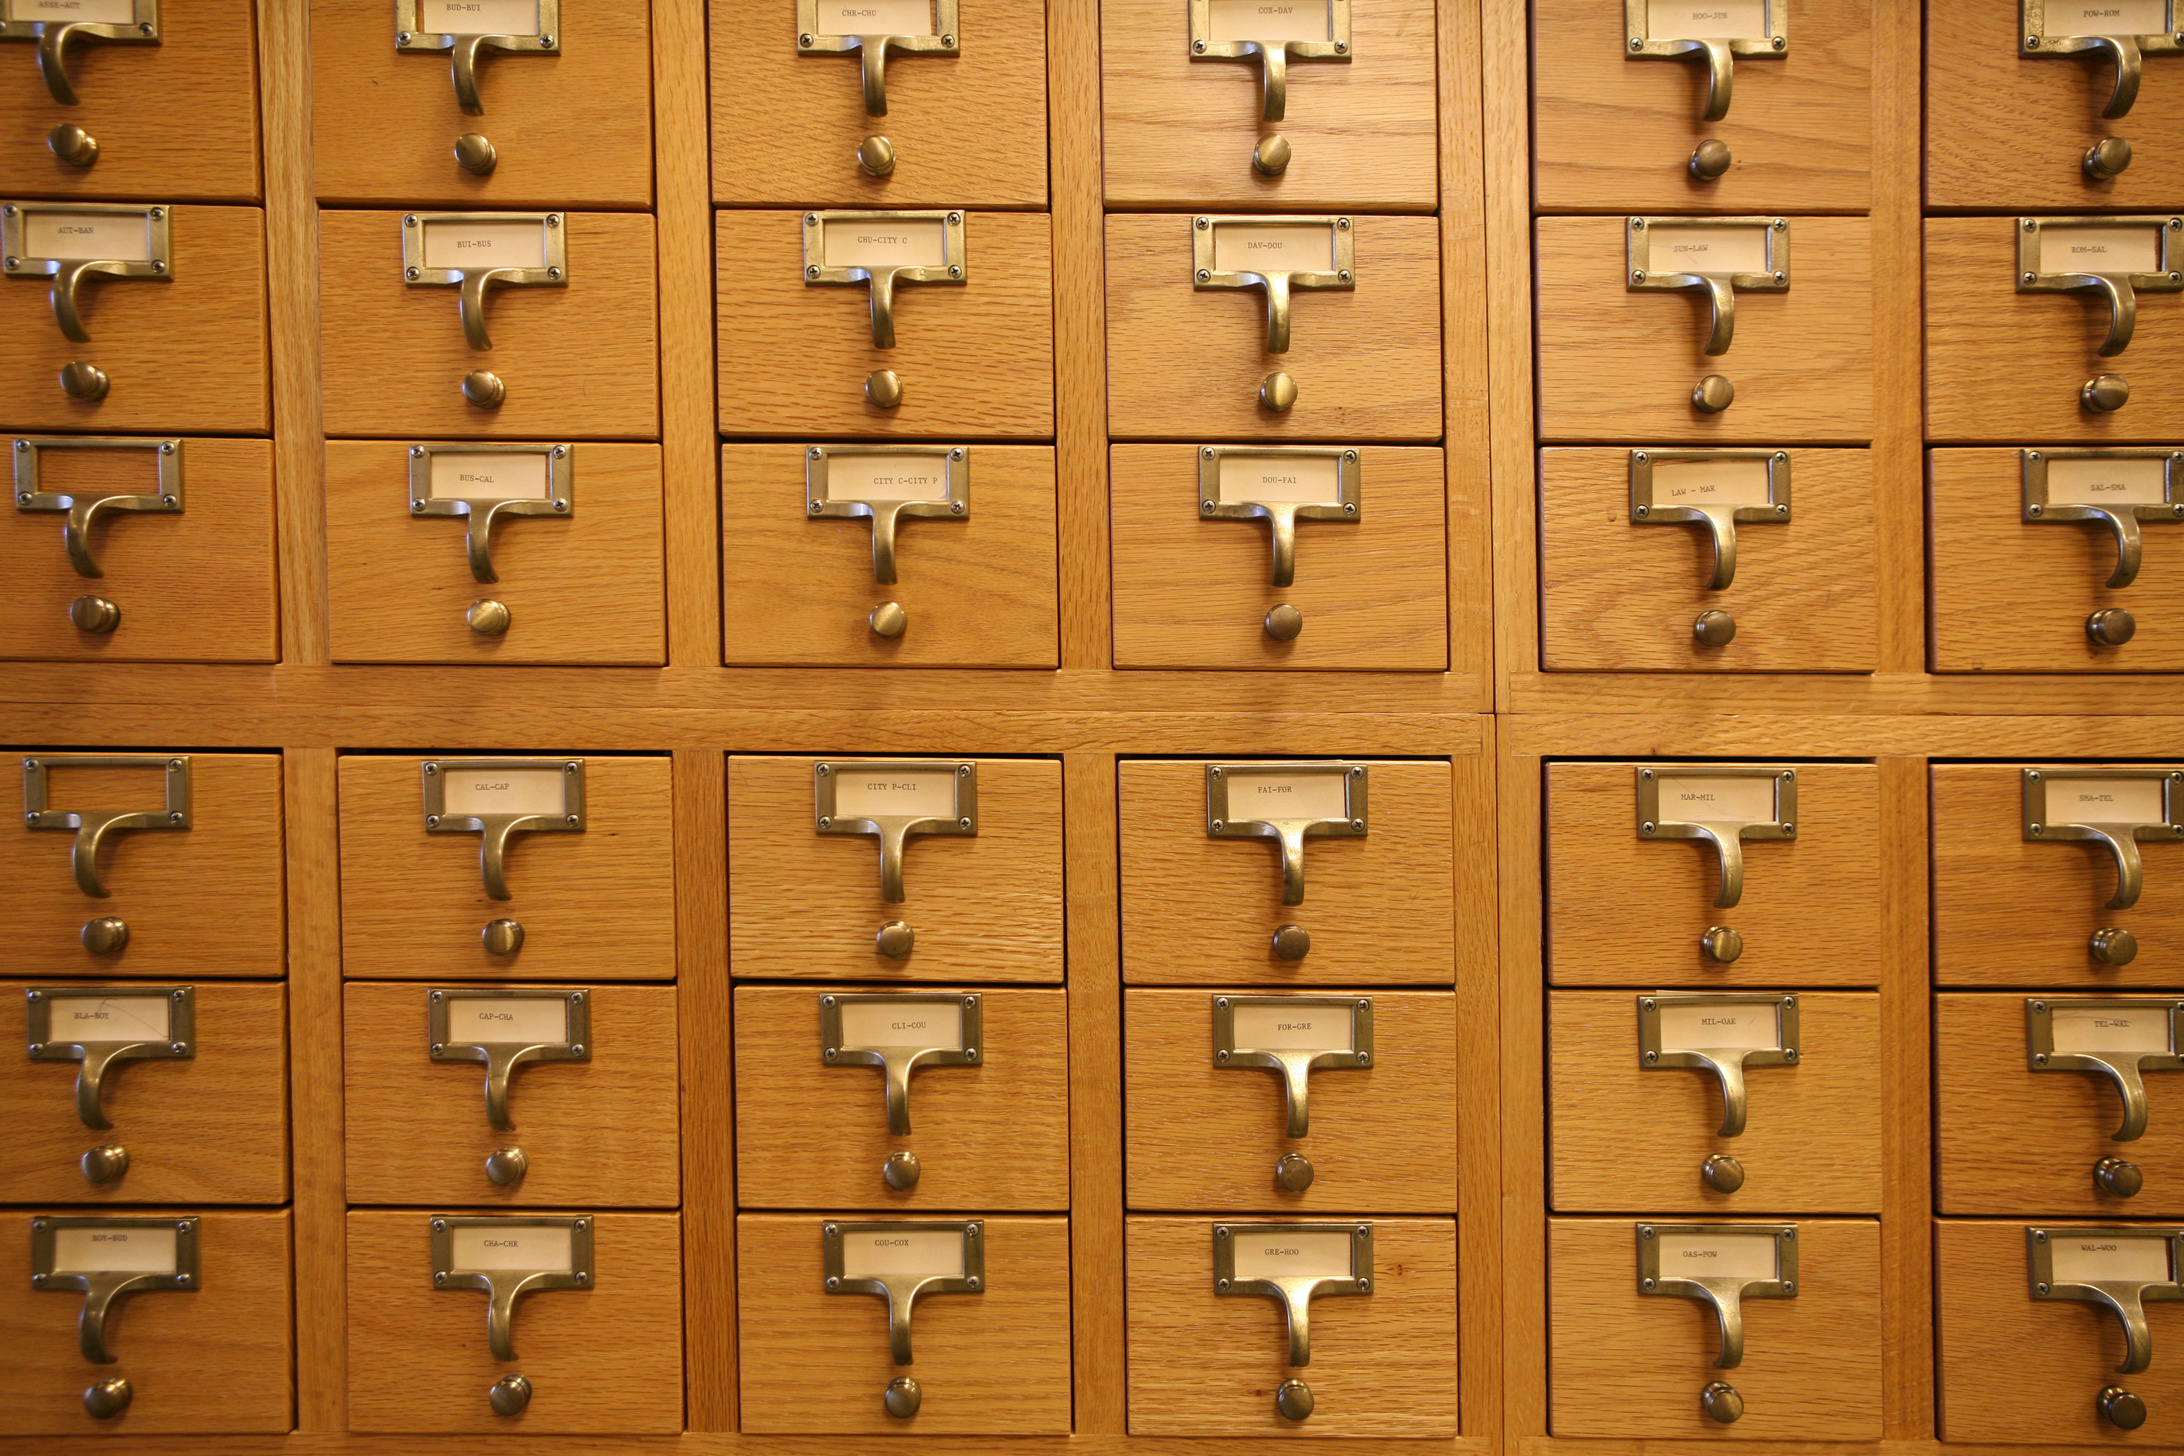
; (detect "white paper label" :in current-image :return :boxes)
[1648,224,1770,277]
[1229,1000,1355,1053]
[6,0,136,21]
[2049,1002,2174,1056]
[427,451,550,502]
[52,1224,178,1275]
[1655,1230,1779,1281]
[421,219,547,271]
[2051,1233,2173,1286]
[46,994,171,1043]
[837,998,964,1049]
[2041,225,2162,276]
[1655,1000,1782,1052]
[1206,0,1333,43]
[2043,1,2169,37]
[2045,457,2170,507]
[1646,0,1767,40]
[1212,222,1334,274]
[1216,453,1342,505]
[1221,767,1351,822]
[445,995,569,1046]
[841,1227,965,1282]
[816,0,934,36]
[418,0,540,33]
[1231,1229,1356,1281]
[1655,774,1778,824]
[831,765,961,820]
[827,454,951,503]
[21,210,152,263]
[1649,459,1774,509]
[451,1223,574,1273]
[440,765,568,818]
[822,217,948,270]
[2046,776,2166,826]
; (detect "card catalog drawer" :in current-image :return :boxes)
[338,754,676,982]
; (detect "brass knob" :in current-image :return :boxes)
[68,595,121,633]
[1688,138,1732,181]
[468,599,512,636]
[80,916,129,955]
[48,122,99,167]
[1275,1151,1315,1191]
[870,601,909,638]
[80,1144,129,1184]
[485,1146,528,1186]
[1692,374,1735,413]
[1692,608,1737,647]
[1272,923,1311,961]
[82,1376,132,1420]
[866,369,904,408]
[1260,371,1298,412]
[454,133,498,174]
[1701,1152,1745,1193]
[2092,927,2139,966]
[876,920,915,958]
[884,1375,922,1419]
[857,135,897,176]
[2087,607,2136,646]
[1702,1381,1744,1424]
[1701,925,1743,963]
[883,1149,922,1190]
[481,918,525,955]
[1275,1378,1315,1421]
[463,370,507,408]
[2084,137,2133,180]
[1264,603,1304,640]
[2101,1386,2149,1430]
[1254,133,1292,175]
[489,1374,533,1417]
[2096,1156,2145,1198]
[60,360,110,401]
[2084,374,2130,412]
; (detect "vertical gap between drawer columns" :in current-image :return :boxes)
[1051,0,1112,671]
[1455,720,1505,1443]
[658,0,723,668]
[1496,747,1550,1438]
[1880,754,1936,1436]
[676,748,735,1428]
[1480,0,1539,712]
[1872,0,1926,678]
[1442,0,1495,707]
[1064,750,1126,1431]
[283,746,345,1428]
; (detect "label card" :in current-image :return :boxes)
[1650,458,1773,508]
[45,995,170,1043]
[1229,1000,1356,1053]
[2044,456,2171,508]
[1217,453,1341,505]
[840,1227,966,1282]
[427,452,551,502]
[832,766,960,820]
[1219,767,1350,822]
[52,1225,178,1276]
[441,766,568,818]
[2043,0,2169,36]
[5,0,136,23]
[1647,224,1769,276]
[837,998,964,1049]
[2040,225,2162,276]
[821,217,948,271]
[826,454,951,503]
[1645,0,1767,39]
[444,995,569,1046]
[815,0,933,35]
[451,1223,574,1273]
[1212,222,1334,274]
[1230,1228,1356,1281]
[2049,1002,2175,1057]
[2051,1233,2173,1285]
[2046,776,2167,826]
[1655,774,1778,824]
[1206,0,1333,43]
[419,0,540,32]
[21,211,152,263]
[1656,1000,1781,1052]
[1655,1230,1778,1281]
[421,219,548,271]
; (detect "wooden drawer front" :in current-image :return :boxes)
[719,444,1058,669]
[728,755,1065,984]
[738,1213,1072,1434]
[1100,0,1437,211]
[0,1208,292,1434]
[0,752,284,980]
[1928,217,2184,444]
[0,0,259,202]
[311,0,652,208]
[1927,0,2184,210]
[1533,0,1872,213]
[338,754,676,982]
[1545,762,1884,987]
[711,0,1047,208]
[734,986,1069,1211]
[0,436,275,663]
[317,210,659,439]
[346,1209,683,1433]
[1932,447,2184,672]
[0,204,268,434]
[1539,447,1879,673]
[1106,213,1442,442]
[1933,763,2184,988]
[1120,759,1454,987]
[714,209,1053,439]
[1535,215,1875,445]
[325,440,665,666]
[1125,1216,1458,1436]
[343,983,679,1208]
[1549,1216,1882,1438]
[1124,989,1460,1213]
[1110,444,1450,672]
[1,981,286,1204]
[1938,1218,2184,1443]
[1939,993,2184,1217]
[1549,991,1883,1215]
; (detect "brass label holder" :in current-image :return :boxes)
[1206,761,1367,907]
[802,209,966,349]
[402,211,567,352]
[1628,449,1790,591]
[27,984,193,1131]
[422,757,586,901]
[395,0,559,115]
[1636,764,1796,910]
[428,987,591,1133]
[407,442,574,585]
[31,1213,198,1364]
[2017,215,2183,358]
[1624,0,1786,121]
[2021,1,2183,118]
[1637,1220,1796,1369]
[823,1217,984,1365]
[1213,994,1372,1138]
[1,0,159,105]
[2029,1224,2184,1375]
[3,200,171,343]
[2027,997,2184,1143]
[13,435,184,580]
[2023,448,2183,589]
[796,0,959,117]
[1186,0,1351,122]
[1638,992,1798,1139]
[1193,214,1354,355]
[805,445,969,585]
[1627,216,1788,357]
[1213,1220,1372,1367]
[23,753,191,900]
[821,991,981,1136]
[1197,445,1360,589]
[815,758,977,904]
[431,1213,593,1362]
[2023,766,2183,911]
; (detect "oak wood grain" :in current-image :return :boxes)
[671,744,735,1428]
[1052,0,1113,678]
[1451,723,1503,1443]
[1064,751,1126,1430]
[324,440,666,666]
[733,984,1070,1210]
[1110,444,1449,672]
[281,747,345,1430]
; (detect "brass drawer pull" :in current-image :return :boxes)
[431,1214,593,1366]
[1624,0,1785,123]
[1626,216,1789,358]
[1198,446,1360,591]
[407,442,574,587]
[1187,0,1351,124]
[1206,761,1367,908]
[1213,995,1371,1139]
[402,212,568,353]
[428,987,591,1135]
[1629,449,1790,593]
[2028,1225,2184,1377]
[2027,997,2184,1144]
[802,208,967,351]
[824,1218,983,1373]
[805,445,969,587]
[814,758,977,906]
[13,436,184,581]
[1638,993,1799,1141]
[2017,216,2183,360]
[23,754,192,901]
[2021,3,2183,120]
[2022,767,2184,911]
[1637,1221,1797,1371]
[1213,1220,1372,1382]
[2022,448,2183,591]
[820,991,982,1138]
[1635,765,1796,911]
[3,201,172,345]
[30,1215,198,1365]
[796,0,960,119]
[422,757,586,902]
[1,0,160,106]
[395,0,559,117]
[27,984,194,1133]
[1193,214,1354,357]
